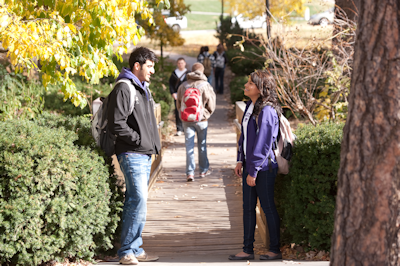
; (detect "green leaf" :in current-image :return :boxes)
[93,53,99,64]
[138,27,145,37]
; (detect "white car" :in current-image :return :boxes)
[162,10,188,31]
[231,14,267,29]
[308,7,335,26]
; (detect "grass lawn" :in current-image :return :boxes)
[184,0,228,13]
[184,13,220,31]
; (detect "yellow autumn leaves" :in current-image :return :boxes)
[225,0,306,20]
[0,0,168,108]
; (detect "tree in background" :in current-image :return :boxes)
[0,0,169,108]
[225,0,305,20]
[142,0,189,68]
[330,0,400,265]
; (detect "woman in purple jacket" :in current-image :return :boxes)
[228,70,282,261]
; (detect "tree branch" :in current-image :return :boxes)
[0,47,8,53]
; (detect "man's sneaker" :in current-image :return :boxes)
[136,251,159,262]
[200,169,212,178]
[175,131,183,136]
[119,254,138,265]
[187,175,194,182]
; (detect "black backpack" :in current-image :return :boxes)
[91,79,136,156]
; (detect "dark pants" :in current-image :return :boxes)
[242,165,280,254]
[214,67,224,94]
[174,99,183,132]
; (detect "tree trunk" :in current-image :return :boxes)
[330,1,400,266]
[265,0,271,39]
[335,0,359,21]
[160,40,163,70]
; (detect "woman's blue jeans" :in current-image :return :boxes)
[117,153,152,259]
[183,121,209,176]
[242,165,281,254]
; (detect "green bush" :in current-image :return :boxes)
[0,64,45,121]
[149,60,175,121]
[275,122,344,251]
[215,16,244,49]
[44,78,113,117]
[227,48,265,76]
[0,117,122,265]
[229,75,249,104]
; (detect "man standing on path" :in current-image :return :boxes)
[169,57,188,136]
[176,63,216,182]
[213,44,227,94]
[197,46,216,86]
[107,47,160,265]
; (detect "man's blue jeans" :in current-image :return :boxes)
[117,153,152,258]
[242,165,280,254]
[183,121,209,176]
[207,69,213,86]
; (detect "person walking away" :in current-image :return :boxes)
[229,70,282,261]
[176,63,216,182]
[107,47,161,265]
[213,44,227,94]
[197,46,205,62]
[197,46,216,86]
[169,57,188,136]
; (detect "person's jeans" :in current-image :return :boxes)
[117,153,152,259]
[242,164,280,254]
[214,67,224,94]
[174,99,183,132]
[183,121,209,176]
[207,69,213,86]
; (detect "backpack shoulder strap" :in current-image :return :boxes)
[115,79,136,114]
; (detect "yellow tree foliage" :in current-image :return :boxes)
[227,0,305,20]
[0,0,169,108]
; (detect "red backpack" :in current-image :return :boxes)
[180,82,208,122]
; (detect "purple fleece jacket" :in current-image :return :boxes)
[237,101,279,177]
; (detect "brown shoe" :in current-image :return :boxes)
[136,251,159,262]
[119,254,139,265]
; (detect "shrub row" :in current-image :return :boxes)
[229,75,248,104]
[0,113,123,265]
[275,122,344,251]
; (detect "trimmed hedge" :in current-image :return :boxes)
[229,75,249,104]
[226,48,265,76]
[0,114,122,265]
[275,122,344,251]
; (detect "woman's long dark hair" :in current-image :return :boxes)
[250,70,282,117]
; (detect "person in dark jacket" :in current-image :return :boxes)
[107,47,160,265]
[197,46,216,85]
[213,44,227,94]
[169,57,188,136]
[229,70,282,261]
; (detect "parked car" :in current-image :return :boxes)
[231,14,267,29]
[162,10,187,31]
[308,7,334,26]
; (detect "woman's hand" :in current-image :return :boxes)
[246,174,256,187]
[234,162,243,177]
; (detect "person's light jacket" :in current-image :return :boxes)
[176,70,216,121]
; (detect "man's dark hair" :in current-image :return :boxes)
[177,57,185,62]
[129,47,158,69]
[204,46,209,52]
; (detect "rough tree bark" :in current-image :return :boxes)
[331,1,400,266]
